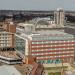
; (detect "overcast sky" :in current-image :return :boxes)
[0,0,75,10]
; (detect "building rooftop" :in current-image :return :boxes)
[15,64,33,75]
[0,51,21,60]
[0,50,22,64]
[17,23,34,27]
[16,29,74,41]
[66,26,75,29]
[34,30,69,35]
[0,65,21,75]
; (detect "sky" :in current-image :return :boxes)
[0,0,75,11]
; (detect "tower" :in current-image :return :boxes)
[54,8,65,27]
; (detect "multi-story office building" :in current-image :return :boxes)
[15,23,75,64]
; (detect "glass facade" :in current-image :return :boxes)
[37,59,61,64]
[15,36,25,54]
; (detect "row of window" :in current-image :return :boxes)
[32,52,74,56]
[32,35,73,38]
[32,40,75,44]
[32,51,74,54]
[0,44,11,47]
[0,41,11,44]
[16,43,25,45]
[37,60,61,64]
[0,34,11,35]
[37,58,72,64]
[16,39,24,42]
[0,37,10,39]
[15,37,25,43]
[36,55,74,59]
[32,37,74,40]
[31,47,75,52]
[31,44,75,48]
[32,47,75,50]
[0,39,10,42]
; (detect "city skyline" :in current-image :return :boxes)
[0,0,75,11]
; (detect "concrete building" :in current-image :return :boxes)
[54,8,65,27]
[0,19,22,64]
[0,19,16,33]
[0,19,16,49]
[0,30,22,64]
[17,23,35,33]
[0,31,14,49]
[0,22,5,30]
[3,19,16,33]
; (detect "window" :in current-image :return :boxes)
[63,44,66,46]
[55,41,58,43]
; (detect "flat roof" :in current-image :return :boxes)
[16,30,74,41]
[15,64,33,75]
[35,30,68,35]
[25,30,73,36]
[66,26,75,29]
[18,23,34,27]
[0,65,21,75]
[0,51,21,59]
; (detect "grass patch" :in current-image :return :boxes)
[48,72,61,75]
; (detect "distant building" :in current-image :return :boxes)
[30,9,65,31]
[3,19,16,33]
[17,23,35,33]
[54,8,65,27]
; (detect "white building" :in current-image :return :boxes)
[54,8,65,27]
